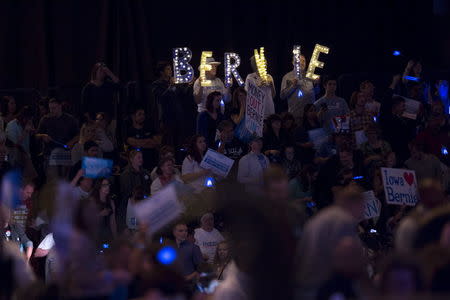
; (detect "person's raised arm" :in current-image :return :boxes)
[280,76,298,100]
[193,80,203,104]
[402,60,415,84]
[103,66,120,83]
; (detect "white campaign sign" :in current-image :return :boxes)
[394,94,421,120]
[200,149,235,177]
[245,80,265,137]
[381,167,419,206]
[134,184,183,234]
[362,190,381,220]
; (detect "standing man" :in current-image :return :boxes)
[314,76,350,133]
[245,56,276,119]
[36,98,79,180]
[280,55,316,124]
[193,57,230,113]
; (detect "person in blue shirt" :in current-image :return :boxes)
[197,91,225,148]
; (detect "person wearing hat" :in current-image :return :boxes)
[193,56,230,113]
[245,56,276,119]
[237,136,270,195]
[194,213,224,264]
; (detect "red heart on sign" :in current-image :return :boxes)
[403,172,415,186]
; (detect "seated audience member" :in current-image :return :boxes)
[214,120,245,161]
[94,112,116,160]
[395,179,446,253]
[295,104,322,165]
[125,107,161,170]
[196,91,225,148]
[213,240,231,280]
[194,213,225,264]
[181,135,210,193]
[68,140,100,181]
[314,143,364,209]
[297,184,365,299]
[263,114,289,163]
[150,145,180,181]
[404,140,442,182]
[360,123,392,163]
[151,157,182,195]
[237,137,270,195]
[11,181,35,228]
[349,91,374,141]
[89,178,117,245]
[126,185,146,232]
[36,98,79,180]
[314,75,350,133]
[172,222,204,281]
[281,145,301,180]
[120,150,151,227]
[1,205,33,262]
[360,80,381,117]
[70,121,98,165]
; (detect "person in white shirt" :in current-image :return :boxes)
[181,135,211,193]
[193,57,230,113]
[245,56,276,119]
[194,213,224,264]
[280,55,315,124]
[237,137,270,195]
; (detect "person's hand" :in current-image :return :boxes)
[406,60,415,70]
[24,121,35,133]
[99,208,112,217]
[76,169,85,179]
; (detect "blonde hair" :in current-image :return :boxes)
[79,121,96,144]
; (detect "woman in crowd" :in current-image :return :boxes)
[151,157,182,195]
[281,112,297,143]
[227,87,247,125]
[0,96,18,131]
[197,91,225,148]
[237,137,269,195]
[295,104,322,164]
[81,62,120,121]
[94,112,115,160]
[263,114,288,163]
[71,121,97,165]
[213,240,231,280]
[281,145,301,180]
[89,178,117,245]
[181,135,210,193]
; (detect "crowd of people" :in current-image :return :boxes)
[0,53,450,300]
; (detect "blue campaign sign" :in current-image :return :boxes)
[82,157,113,179]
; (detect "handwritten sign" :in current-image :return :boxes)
[394,94,421,120]
[381,167,419,206]
[200,149,235,177]
[308,128,329,150]
[134,184,184,234]
[362,190,381,220]
[245,80,265,137]
[82,157,113,178]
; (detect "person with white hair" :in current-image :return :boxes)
[194,213,224,264]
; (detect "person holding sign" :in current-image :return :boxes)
[193,57,229,113]
[181,135,211,193]
[237,136,270,195]
[314,76,349,133]
[245,56,276,119]
[280,55,316,123]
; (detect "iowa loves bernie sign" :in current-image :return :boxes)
[381,168,419,206]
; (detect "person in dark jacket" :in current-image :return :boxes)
[1,205,33,262]
[197,91,224,148]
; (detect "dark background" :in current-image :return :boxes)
[0,0,449,113]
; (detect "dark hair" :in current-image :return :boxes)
[360,80,373,90]
[322,75,337,87]
[130,106,145,116]
[232,87,247,110]
[16,106,34,126]
[155,61,171,78]
[187,135,204,164]
[96,112,112,125]
[159,145,175,159]
[156,157,175,176]
[83,140,99,152]
[38,98,49,109]
[0,96,16,116]
[350,91,363,109]
[89,178,113,208]
[302,104,316,127]
[206,91,222,113]
[218,120,234,132]
[48,98,62,105]
[266,114,282,133]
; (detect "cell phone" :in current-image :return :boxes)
[369,229,377,233]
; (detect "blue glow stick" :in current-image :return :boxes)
[403,76,420,82]
[156,246,177,265]
[393,50,401,56]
